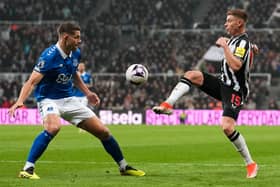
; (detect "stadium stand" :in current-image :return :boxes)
[0,0,97,21]
[0,0,279,109]
[97,0,197,28]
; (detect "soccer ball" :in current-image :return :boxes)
[125,64,148,85]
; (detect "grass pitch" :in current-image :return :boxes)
[0,125,279,187]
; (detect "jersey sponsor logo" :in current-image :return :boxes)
[234,47,246,58]
[56,73,72,84]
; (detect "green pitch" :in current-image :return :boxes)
[0,125,279,187]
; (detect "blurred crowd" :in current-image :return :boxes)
[97,0,196,29]
[0,0,96,21]
[94,75,277,111]
[0,74,277,110]
[204,0,279,28]
[0,0,279,110]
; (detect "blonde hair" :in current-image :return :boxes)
[227,9,248,22]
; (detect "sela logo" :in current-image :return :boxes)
[99,110,143,125]
[56,73,72,84]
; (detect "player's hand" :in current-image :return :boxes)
[87,92,100,106]
[252,44,259,55]
[216,37,228,48]
[224,37,230,43]
[8,102,24,117]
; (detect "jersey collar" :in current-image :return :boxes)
[56,43,72,59]
[231,33,248,40]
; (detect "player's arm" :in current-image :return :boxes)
[83,80,93,88]
[73,72,100,106]
[216,37,242,71]
[8,71,44,117]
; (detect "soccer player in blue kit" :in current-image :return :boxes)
[8,22,145,179]
[74,62,93,133]
[73,62,93,106]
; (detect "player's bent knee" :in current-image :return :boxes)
[184,71,203,86]
[221,117,235,136]
[43,114,61,135]
[44,125,61,135]
[97,127,111,140]
[221,124,235,136]
[222,128,233,136]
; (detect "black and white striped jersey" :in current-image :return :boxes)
[219,33,254,100]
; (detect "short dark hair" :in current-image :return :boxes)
[57,22,81,35]
[227,9,248,22]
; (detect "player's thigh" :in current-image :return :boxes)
[61,97,95,125]
[38,99,62,134]
[198,72,222,100]
[79,116,110,140]
[61,97,109,139]
[221,84,242,120]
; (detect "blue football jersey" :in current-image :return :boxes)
[73,72,92,97]
[33,43,81,101]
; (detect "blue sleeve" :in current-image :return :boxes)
[33,46,57,74]
[33,56,50,74]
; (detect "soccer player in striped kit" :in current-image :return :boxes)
[153,9,258,178]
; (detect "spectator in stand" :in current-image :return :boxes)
[1,97,12,108]
[268,99,279,109]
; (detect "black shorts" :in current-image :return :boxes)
[198,72,243,120]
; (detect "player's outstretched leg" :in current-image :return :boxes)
[101,135,145,176]
[152,76,192,115]
[81,116,145,176]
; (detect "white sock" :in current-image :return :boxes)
[231,133,254,165]
[118,159,128,170]
[23,161,35,171]
[165,81,191,105]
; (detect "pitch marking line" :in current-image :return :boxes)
[0,160,273,167]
